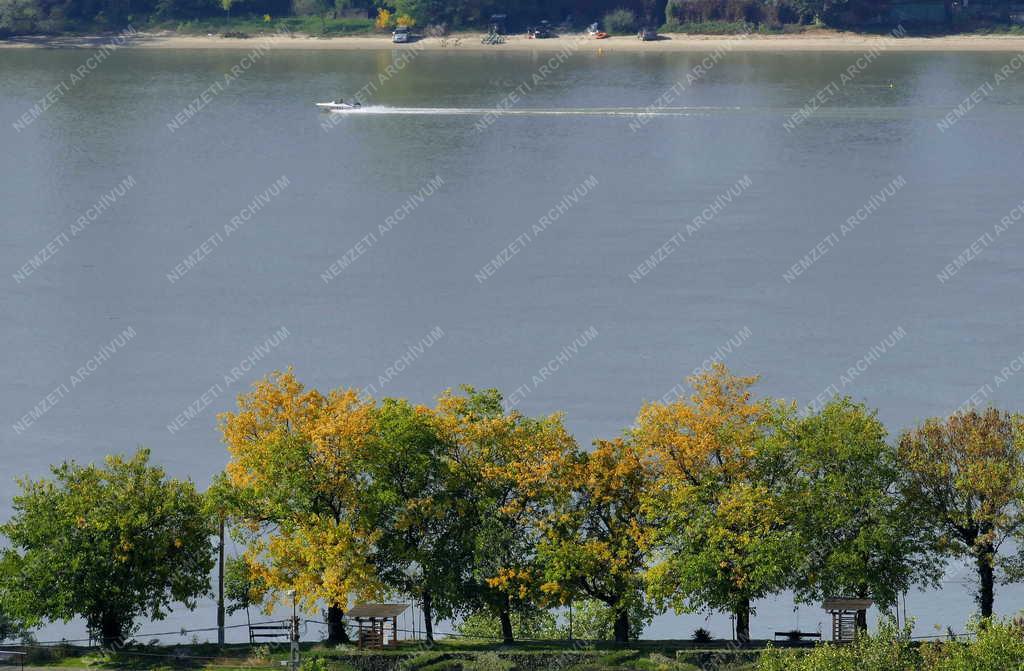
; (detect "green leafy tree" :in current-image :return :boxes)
[223,555,267,615]
[786,399,941,626]
[0,605,27,643]
[0,449,214,646]
[566,598,651,641]
[787,0,849,23]
[292,0,332,31]
[0,0,40,35]
[603,7,637,32]
[898,408,1024,618]
[391,0,462,27]
[456,607,562,640]
[358,398,473,643]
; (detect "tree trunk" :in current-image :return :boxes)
[499,604,514,644]
[977,546,995,618]
[422,590,435,643]
[734,598,750,643]
[855,585,869,632]
[99,612,124,649]
[613,608,630,644]
[327,604,350,644]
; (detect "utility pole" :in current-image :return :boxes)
[289,590,300,671]
[217,516,225,646]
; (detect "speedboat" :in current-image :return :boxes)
[315,101,361,111]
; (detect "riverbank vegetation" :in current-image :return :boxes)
[1,365,1024,657]
[4,0,1024,40]
[11,621,1024,670]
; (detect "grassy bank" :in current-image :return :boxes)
[9,639,775,671]
[12,622,1024,671]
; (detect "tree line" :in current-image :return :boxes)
[5,0,1009,39]
[2,364,1024,647]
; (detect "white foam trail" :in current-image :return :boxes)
[327,106,740,117]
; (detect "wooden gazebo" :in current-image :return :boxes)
[346,603,409,648]
[823,598,873,642]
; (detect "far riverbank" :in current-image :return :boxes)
[6,29,1024,51]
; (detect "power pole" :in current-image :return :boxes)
[217,516,225,646]
[289,591,300,671]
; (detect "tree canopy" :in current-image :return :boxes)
[785,398,941,622]
[434,385,579,643]
[635,364,799,642]
[898,408,1024,618]
[537,437,657,642]
[0,449,214,646]
[6,367,1024,645]
[217,369,382,641]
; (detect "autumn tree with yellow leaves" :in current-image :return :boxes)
[634,364,799,642]
[898,408,1024,618]
[217,369,381,643]
[536,438,659,643]
[434,386,578,643]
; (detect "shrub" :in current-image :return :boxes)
[692,627,713,642]
[598,650,640,666]
[756,621,919,671]
[920,618,1024,671]
[603,7,637,33]
[463,653,514,671]
[301,657,329,671]
[373,7,390,29]
[666,19,755,33]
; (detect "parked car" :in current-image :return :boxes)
[392,26,410,43]
[638,27,658,40]
[528,20,554,38]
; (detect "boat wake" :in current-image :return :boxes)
[329,105,739,117]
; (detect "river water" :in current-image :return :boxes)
[2,44,1023,643]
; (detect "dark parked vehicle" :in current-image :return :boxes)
[528,20,554,38]
[638,27,658,40]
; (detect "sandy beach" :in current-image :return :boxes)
[4,29,1024,51]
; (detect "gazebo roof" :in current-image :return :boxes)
[347,603,409,619]
[822,598,873,611]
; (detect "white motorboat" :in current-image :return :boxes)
[315,101,361,111]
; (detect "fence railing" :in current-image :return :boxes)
[0,650,26,671]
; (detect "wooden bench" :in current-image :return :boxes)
[249,622,292,645]
[774,631,822,641]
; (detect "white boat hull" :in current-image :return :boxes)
[315,102,361,111]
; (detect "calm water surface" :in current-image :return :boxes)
[2,45,1023,642]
